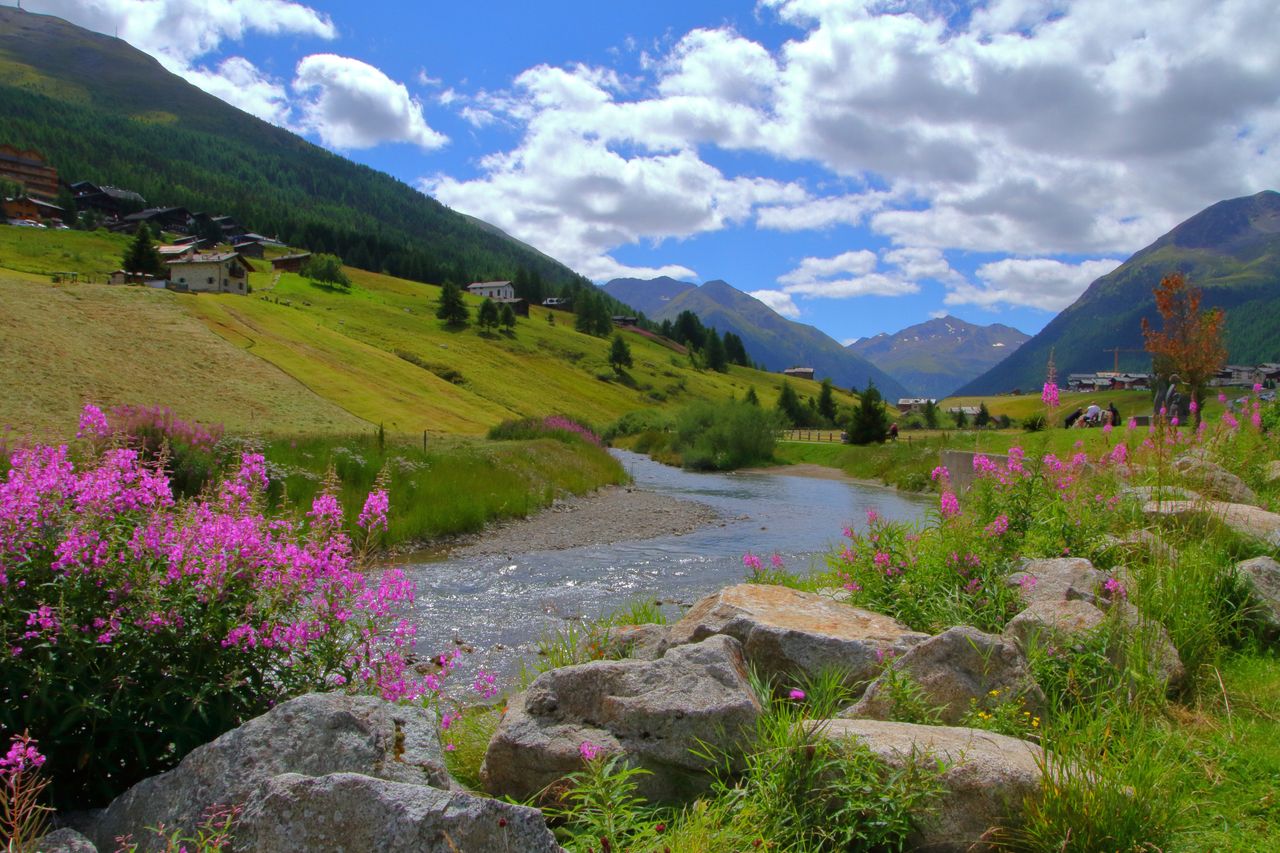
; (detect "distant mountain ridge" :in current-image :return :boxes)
[959,190,1280,395]
[847,315,1029,398]
[603,277,911,399]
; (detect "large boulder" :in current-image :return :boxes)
[819,719,1045,852]
[236,772,562,853]
[1173,454,1258,504]
[597,622,670,661]
[1144,500,1280,547]
[1003,599,1109,650]
[34,829,98,853]
[666,584,928,692]
[482,634,761,804]
[1006,558,1109,608]
[847,627,1045,725]
[1236,556,1280,639]
[88,693,452,851]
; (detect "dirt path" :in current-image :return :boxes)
[440,485,723,557]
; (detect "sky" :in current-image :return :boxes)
[24,0,1280,343]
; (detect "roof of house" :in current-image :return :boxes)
[124,206,189,222]
[467,280,512,289]
[167,251,251,266]
[272,252,312,263]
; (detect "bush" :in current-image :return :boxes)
[104,404,225,498]
[1,409,428,808]
[672,400,784,470]
[1022,413,1048,432]
[602,408,673,441]
[487,414,602,446]
[300,253,350,289]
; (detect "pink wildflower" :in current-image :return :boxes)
[76,404,111,439]
[1103,577,1127,600]
[930,465,950,483]
[770,552,785,570]
[984,514,1009,537]
[788,689,806,701]
[1041,382,1060,409]
[940,491,960,518]
[357,489,390,532]
[579,741,602,762]
[1218,393,1228,403]
[742,552,763,573]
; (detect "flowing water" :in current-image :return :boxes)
[397,450,929,689]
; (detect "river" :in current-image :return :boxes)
[397,450,930,690]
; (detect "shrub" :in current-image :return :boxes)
[1,411,432,808]
[602,408,672,441]
[1022,414,1048,432]
[300,253,351,289]
[672,400,783,470]
[487,415,602,446]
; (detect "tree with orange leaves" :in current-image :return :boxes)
[1141,272,1226,426]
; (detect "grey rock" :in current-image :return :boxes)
[35,829,98,853]
[819,718,1045,852]
[597,622,670,661]
[1173,454,1258,504]
[1004,599,1109,650]
[1007,557,1110,607]
[88,693,452,851]
[1144,500,1280,547]
[1236,556,1280,639]
[666,583,928,693]
[1118,485,1201,503]
[848,626,1045,725]
[237,772,562,853]
[482,634,761,804]
[1112,601,1187,690]
[1266,460,1280,483]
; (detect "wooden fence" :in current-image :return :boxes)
[780,429,846,443]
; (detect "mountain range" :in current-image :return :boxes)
[961,190,1280,395]
[603,277,911,400]
[0,7,586,290]
[846,316,1030,399]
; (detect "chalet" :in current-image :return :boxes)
[271,252,312,273]
[783,367,816,381]
[542,296,570,309]
[0,145,59,199]
[211,215,247,240]
[3,196,64,222]
[108,270,168,288]
[71,182,146,218]
[167,252,254,295]
[231,237,265,259]
[495,297,529,317]
[157,244,196,261]
[947,406,982,417]
[612,315,639,326]
[467,280,515,300]
[896,398,937,413]
[118,207,194,235]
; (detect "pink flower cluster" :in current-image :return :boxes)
[0,732,45,777]
[1041,382,1060,409]
[542,415,602,446]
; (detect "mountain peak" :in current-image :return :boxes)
[847,316,1029,398]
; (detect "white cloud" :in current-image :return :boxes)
[181,56,291,125]
[778,250,877,286]
[294,54,448,150]
[928,309,948,319]
[945,258,1125,311]
[749,290,802,319]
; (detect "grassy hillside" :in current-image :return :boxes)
[0,7,589,290]
[0,229,855,439]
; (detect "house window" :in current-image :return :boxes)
[207,276,214,284]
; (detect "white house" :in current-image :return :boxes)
[467,280,515,300]
[167,252,254,295]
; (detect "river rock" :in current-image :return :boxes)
[1144,500,1280,547]
[87,693,451,851]
[1118,485,1202,503]
[665,584,928,693]
[1237,556,1280,639]
[818,719,1045,852]
[482,634,761,804]
[1266,461,1280,483]
[1173,454,1258,504]
[847,627,1045,724]
[236,772,562,853]
[1007,557,1110,607]
[34,829,98,853]
[1004,599,1109,649]
[598,622,670,661]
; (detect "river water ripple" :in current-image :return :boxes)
[397,450,929,688]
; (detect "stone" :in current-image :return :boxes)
[1006,557,1109,607]
[34,829,98,853]
[1100,529,1180,565]
[847,626,1045,725]
[597,622,670,661]
[666,584,928,693]
[1266,460,1280,483]
[236,772,562,853]
[482,634,761,804]
[1173,454,1258,504]
[88,693,452,851]
[819,718,1045,852]
[1118,485,1201,503]
[1236,556,1280,639]
[1003,599,1108,650]
[1144,500,1280,547]
[1111,601,1187,690]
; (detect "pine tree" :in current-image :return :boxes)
[847,383,890,444]
[723,331,750,367]
[923,399,940,429]
[975,402,991,427]
[574,289,596,334]
[477,297,500,331]
[704,328,728,372]
[817,378,837,423]
[436,282,469,327]
[499,302,517,332]
[123,223,163,276]
[745,387,760,406]
[609,333,633,373]
[776,381,805,427]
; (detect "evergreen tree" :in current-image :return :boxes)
[817,378,837,423]
[659,319,674,340]
[723,331,749,366]
[499,302,517,332]
[123,223,163,276]
[592,295,614,336]
[301,253,351,289]
[609,333,633,373]
[744,387,760,406]
[477,297,500,331]
[776,381,806,427]
[574,289,596,334]
[704,328,728,372]
[672,310,706,349]
[847,382,890,445]
[55,185,77,226]
[975,402,992,428]
[436,282,469,327]
[923,399,940,429]
[952,409,969,428]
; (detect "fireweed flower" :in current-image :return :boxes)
[1041,382,1060,409]
[940,491,961,518]
[1103,577,1127,599]
[788,689,806,701]
[742,552,763,573]
[357,489,390,532]
[930,466,950,483]
[579,741,602,761]
[984,515,1009,537]
[76,404,111,439]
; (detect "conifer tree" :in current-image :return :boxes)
[436,282,469,327]
[477,297,500,331]
[705,328,728,372]
[847,382,890,444]
[123,223,164,276]
[499,302,517,332]
[817,378,837,423]
[609,333,633,373]
[776,381,805,427]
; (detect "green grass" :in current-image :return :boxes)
[0,225,129,277]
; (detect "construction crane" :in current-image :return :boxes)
[1101,346,1145,372]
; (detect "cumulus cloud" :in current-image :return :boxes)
[778,250,877,286]
[945,258,1125,311]
[294,55,447,150]
[749,290,802,319]
[775,250,920,299]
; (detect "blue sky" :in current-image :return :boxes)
[28,0,1280,343]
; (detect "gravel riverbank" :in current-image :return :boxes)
[443,485,724,557]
